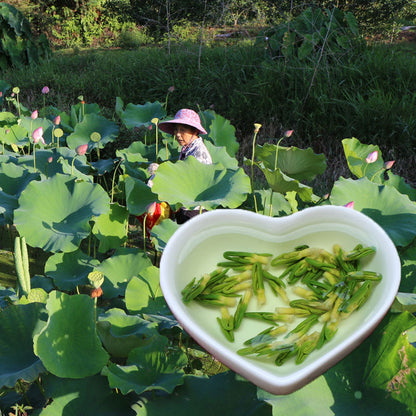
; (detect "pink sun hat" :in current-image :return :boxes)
[158,108,207,135]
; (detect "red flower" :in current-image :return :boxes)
[137,202,171,237]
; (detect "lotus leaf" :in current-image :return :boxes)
[330,177,416,247]
[256,163,315,202]
[89,158,117,176]
[103,342,187,395]
[0,303,46,388]
[33,291,109,378]
[134,371,271,415]
[125,266,169,314]
[44,249,100,291]
[201,109,239,157]
[97,307,160,357]
[70,102,101,126]
[150,219,180,251]
[97,247,153,298]
[255,143,327,181]
[19,116,54,145]
[0,162,39,223]
[0,123,29,147]
[342,138,384,181]
[38,374,135,415]
[14,173,110,252]
[398,246,416,293]
[205,141,239,169]
[92,203,129,253]
[124,174,158,215]
[152,157,251,210]
[66,113,119,151]
[117,98,166,129]
[385,171,416,202]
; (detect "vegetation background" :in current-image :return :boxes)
[2,0,416,189]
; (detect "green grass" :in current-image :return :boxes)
[2,40,416,186]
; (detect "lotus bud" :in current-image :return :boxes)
[384,160,395,170]
[76,144,88,156]
[41,86,50,94]
[344,201,354,209]
[284,129,294,138]
[32,127,44,144]
[53,115,61,125]
[365,151,378,164]
[48,156,53,163]
[31,110,38,120]
[168,86,175,93]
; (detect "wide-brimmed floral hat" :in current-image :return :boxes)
[158,108,207,135]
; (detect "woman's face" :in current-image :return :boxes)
[173,124,197,146]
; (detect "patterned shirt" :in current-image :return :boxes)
[179,137,212,164]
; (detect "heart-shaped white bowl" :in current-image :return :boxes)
[160,206,401,394]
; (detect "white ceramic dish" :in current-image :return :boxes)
[160,206,401,394]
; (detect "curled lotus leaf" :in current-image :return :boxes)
[0,303,46,388]
[0,123,29,146]
[255,143,327,181]
[124,174,158,216]
[14,173,110,253]
[200,109,239,157]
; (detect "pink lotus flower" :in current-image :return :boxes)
[53,115,61,125]
[284,130,294,138]
[41,86,50,94]
[384,160,395,170]
[344,201,354,209]
[31,110,38,120]
[365,151,378,164]
[76,144,88,156]
[32,127,45,144]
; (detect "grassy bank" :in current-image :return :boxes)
[2,41,416,187]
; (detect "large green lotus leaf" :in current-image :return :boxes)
[117,99,166,129]
[37,374,135,416]
[33,291,109,378]
[255,143,327,181]
[134,371,271,416]
[66,113,119,151]
[0,111,16,125]
[125,266,169,314]
[205,141,239,169]
[0,303,46,388]
[97,247,153,299]
[391,293,416,313]
[150,219,180,251]
[124,174,159,215]
[0,162,39,223]
[152,157,251,210]
[103,342,187,395]
[89,158,117,176]
[330,177,416,247]
[256,163,315,202]
[44,249,100,291]
[385,171,416,202]
[342,137,384,181]
[14,173,110,253]
[201,109,239,157]
[0,123,28,146]
[398,246,416,293]
[96,307,160,358]
[250,189,293,217]
[92,203,129,253]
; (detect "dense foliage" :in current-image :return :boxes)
[0,83,416,415]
